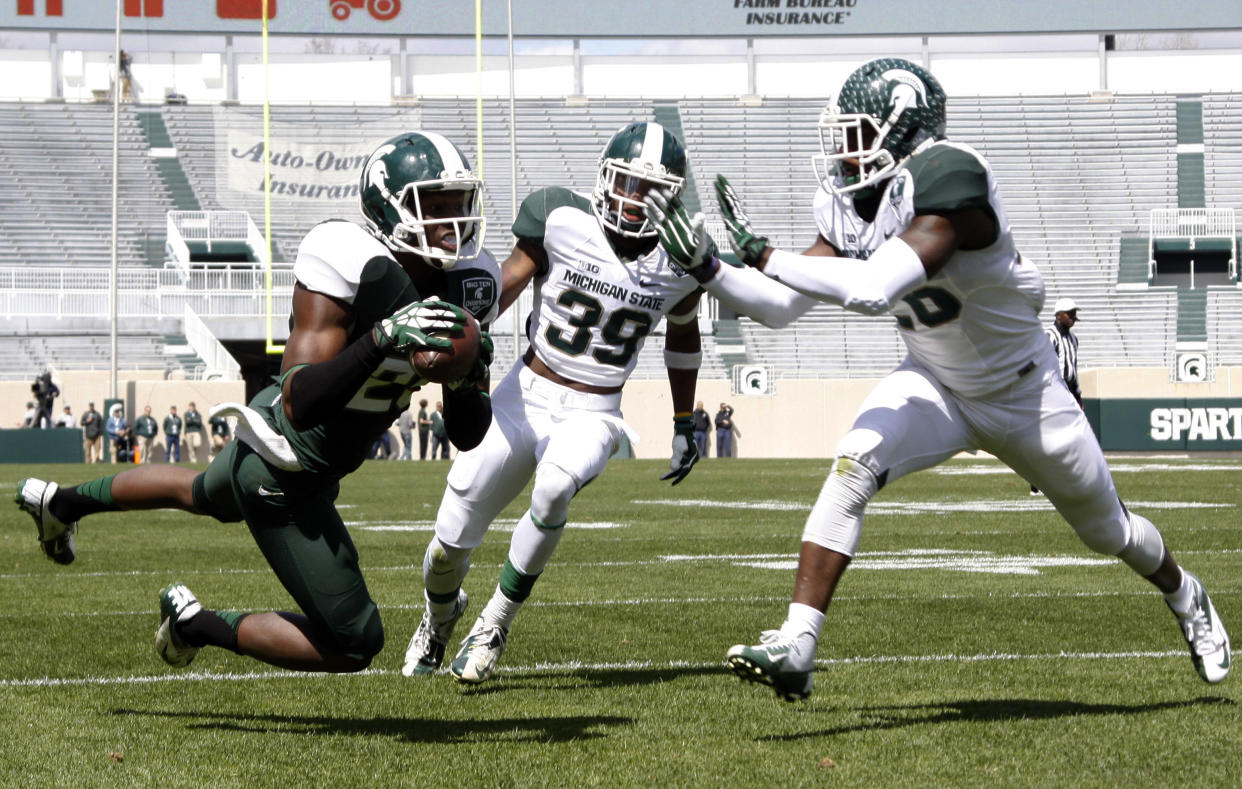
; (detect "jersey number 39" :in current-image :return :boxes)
[545,290,652,368]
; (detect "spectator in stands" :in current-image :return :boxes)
[134,406,158,464]
[430,401,449,459]
[417,398,431,460]
[209,412,231,459]
[714,403,736,458]
[55,405,75,428]
[692,400,711,459]
[164,405,183,463]
[80,402,103,463]
[31,370,58,429]
[106,403,128,462]
[183,402,204,463]
[650,57,1229,699]
[398,407,414,460]
[118,50,134,102]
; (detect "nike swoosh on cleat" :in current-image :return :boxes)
[256,485,283,498]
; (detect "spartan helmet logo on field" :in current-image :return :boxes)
[811,57,947,196]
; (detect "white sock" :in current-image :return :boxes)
[1164,569,1195,616]
[481,586,523,630]
[782,602,826,639]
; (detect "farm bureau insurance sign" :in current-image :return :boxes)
[3,0,1240,37]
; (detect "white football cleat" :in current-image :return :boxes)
[14,478,77,565]
[726,629,815,701]
[450,617,508,684]
[155,582,203,669]
[402,590,468,677]
[1169,572,1231,684]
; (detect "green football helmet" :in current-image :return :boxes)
[359,131,485,269]
[812,58,947,196]
[592,121,687,238]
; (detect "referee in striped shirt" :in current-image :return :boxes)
[1031,297,1082,495]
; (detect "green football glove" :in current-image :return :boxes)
[714,174,769,268]
[659,413,700,486]
[373,299,467,353]
[643,188,718,271]
[445,329,494,392]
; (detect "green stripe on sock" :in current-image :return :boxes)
[217,610,248,635]
[75,474,117,507]
[498,558,540,602]
[531,513,565,530]
[426,588,460,605]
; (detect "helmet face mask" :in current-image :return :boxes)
[592,122,687,239]
[811,58,947,197]
[360,132,486,269]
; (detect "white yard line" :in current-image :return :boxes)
[1,649,1227,689]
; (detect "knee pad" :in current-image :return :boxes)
[334,603,384,666]
[530,463,576,528]
[423,537,471,599]
[801,454,878,557]
[1115,510,1166,576]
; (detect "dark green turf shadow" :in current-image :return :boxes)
[757,696,1236,741]
[454,665,732,696]
[109,708,629,743]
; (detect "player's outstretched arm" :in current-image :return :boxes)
[661,294,703,486]
[497,239,545,316]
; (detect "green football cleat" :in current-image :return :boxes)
[155,582,203,669]
[14,478,77,565]
[450,617,508,684]
[1169,572,1231,684]
[726,630,814,702]
[402,590,468,677]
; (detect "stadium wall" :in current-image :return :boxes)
[620,367,1242,459]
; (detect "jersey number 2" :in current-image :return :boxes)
[545,290,652,368]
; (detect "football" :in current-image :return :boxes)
[409,312,482,384]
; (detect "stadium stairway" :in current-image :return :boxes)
[1116,232,1151,288]
[713,318,749,369]
[1176,288,1208,343]
[137,109,201,214]
[652,103,703,216]
[1176,96,1206,209]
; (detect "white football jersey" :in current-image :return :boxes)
[514,187,700,388]
[815,141,1050,397]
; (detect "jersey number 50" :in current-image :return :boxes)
[545,290,652,368]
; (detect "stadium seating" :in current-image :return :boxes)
[4,93,1242,379]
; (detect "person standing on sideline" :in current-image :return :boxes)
[714,403,735,458]
[398,407,415,460]
[134,406,158,464]
[55,405,75,428]
[417,398,432,460]
[1047,297,1082,406]
[106,404,128,463]
[81,402,103,463]
[1031,298,1082,494]
[31,370,58,429]
[209,412,231,460]
[429,401,449,459]
[184,402,204,463]
[164,405,183,463]
[692,400,711,459]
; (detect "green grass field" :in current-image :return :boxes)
[1,457,1239,786]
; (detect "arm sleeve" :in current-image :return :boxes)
[699,262,821,329]
[286,331,388,429]
[442,385,492,452]
[761,237,928,316]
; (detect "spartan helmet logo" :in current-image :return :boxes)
[366,143,396,196]
[882,68,929,121]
